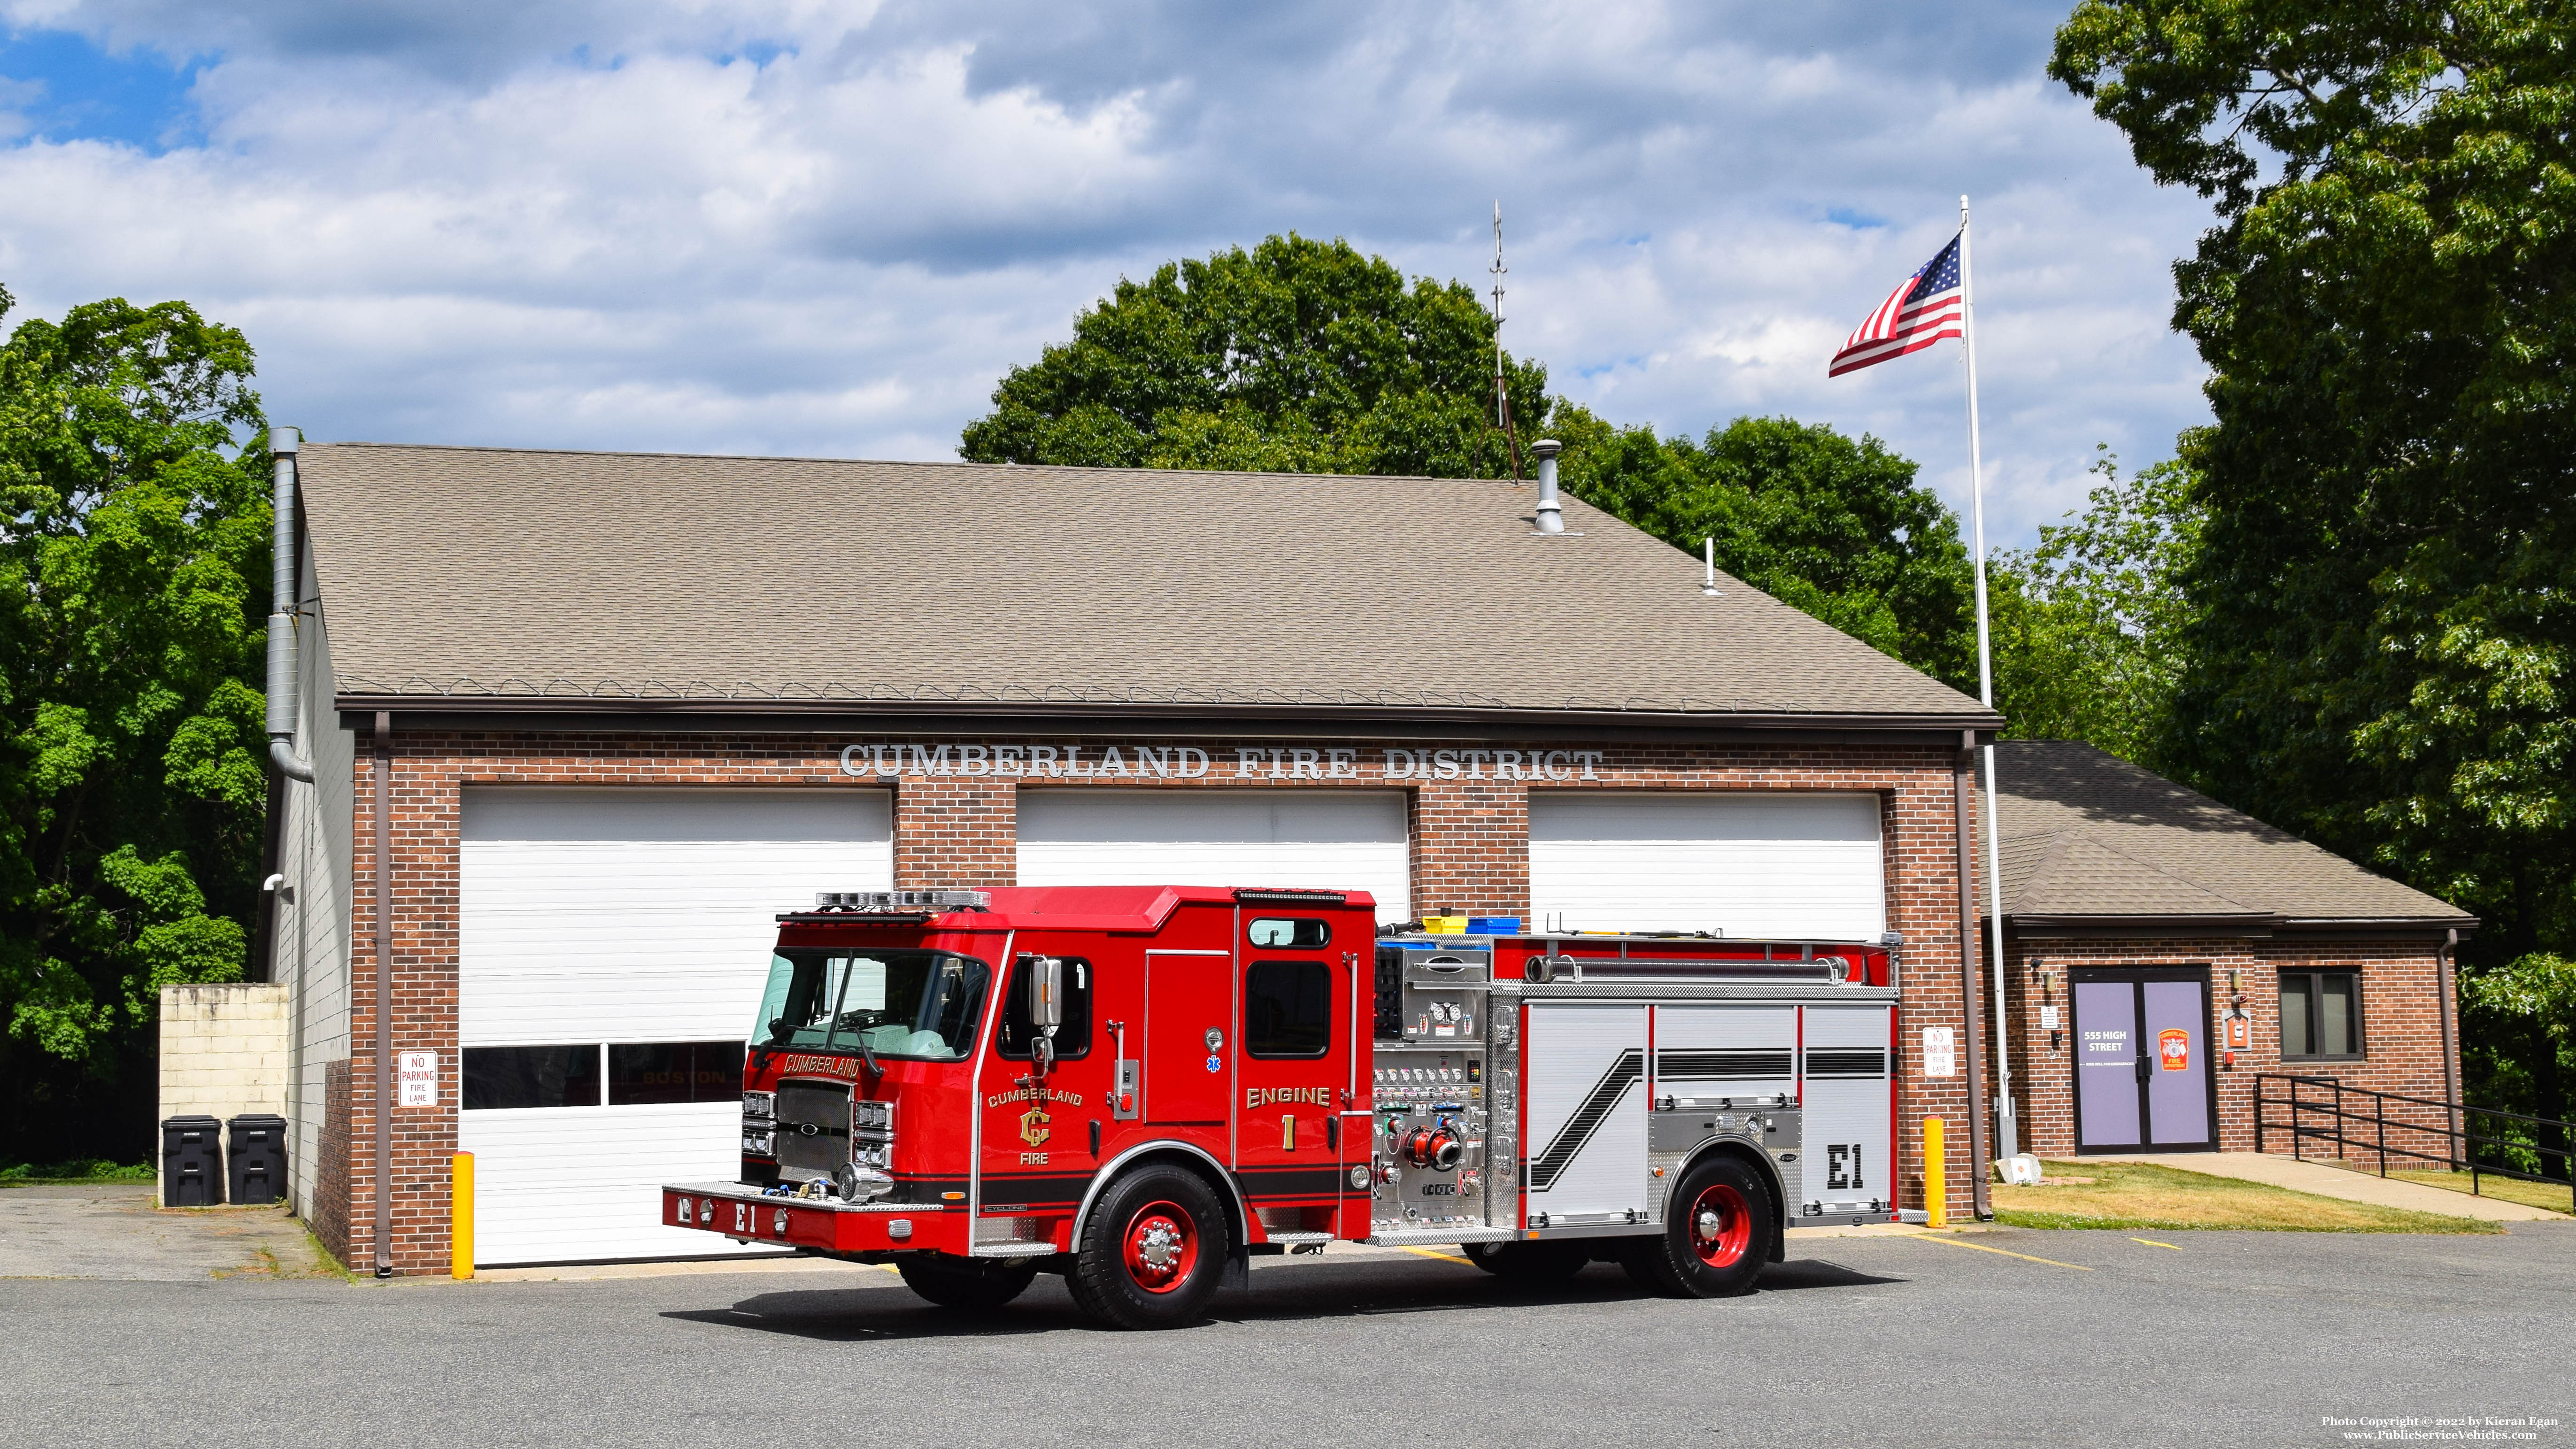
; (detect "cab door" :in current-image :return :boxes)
[1230,915,1350,1233]
[981,950,1103,1212]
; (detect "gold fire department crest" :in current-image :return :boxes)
[1019,1104,1052,1148]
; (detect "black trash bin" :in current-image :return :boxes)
[161,1115,224,1206]
[227,1114,288,1206]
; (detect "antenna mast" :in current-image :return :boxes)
[1490,200,1524,480]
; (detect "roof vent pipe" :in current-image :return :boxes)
[1531,438,1564,534]
[264,428,316,783]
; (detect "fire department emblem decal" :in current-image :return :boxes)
[1019,1104,1052,1147]
[2158,1027,2190,1072]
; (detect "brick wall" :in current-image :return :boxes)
[316,1058,352,1264]
[1996,935,2459,1169]
[328,726,1992,1273]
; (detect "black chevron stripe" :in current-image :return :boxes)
[1657,1048,1793,1080]
[1528,1048,1644,1191]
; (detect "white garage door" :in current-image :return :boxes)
[1528,792,1884,939]
[456,788,891,1265]
[1017,789,1410,922]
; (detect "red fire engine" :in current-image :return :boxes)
[660,885,1901,1330]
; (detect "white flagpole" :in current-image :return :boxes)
[1960,194,2019,1164]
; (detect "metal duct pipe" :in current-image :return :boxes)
[1531,438,1564,534]
[264,428,316,783]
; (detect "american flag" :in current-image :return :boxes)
[1829,232,1964,377]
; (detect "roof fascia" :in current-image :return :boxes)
[2274,918,2479,941]
[337,698,2000,745]
[2000,912,2282,940]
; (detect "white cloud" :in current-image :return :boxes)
[0,0,2217,543]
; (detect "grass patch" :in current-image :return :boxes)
[2360,1168,2576,1217]
[0,1159,154,1186]
[1991,1159,2497,1233]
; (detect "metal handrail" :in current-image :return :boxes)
[2253,1074,2575,1214]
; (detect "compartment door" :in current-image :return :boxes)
[1144,950,1230,1125]
[1523,1003,1649,1222]
[1800,1004,1894,1214]
[1652,1004,1796,1106]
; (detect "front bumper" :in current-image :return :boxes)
[661,1183,962,1256]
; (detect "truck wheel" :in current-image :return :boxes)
[898,1256,1038,1310]
[1066,1164,1231,1330]
[1621,1156,1774,1299]
[1462,1240,1591,1281]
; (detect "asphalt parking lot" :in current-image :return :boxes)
[6,1225,2568,1448]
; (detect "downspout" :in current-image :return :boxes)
[1951,730,1994,1219]
[372,710,394,1277]
[264,428,316,784]
[2438,927,2461,1169]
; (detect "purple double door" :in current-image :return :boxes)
[2071,968,2217,1153]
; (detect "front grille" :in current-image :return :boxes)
[773,1080,852,1173]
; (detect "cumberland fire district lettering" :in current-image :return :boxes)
[841,742,1605,782]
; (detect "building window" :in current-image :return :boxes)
[2279,971,2364,1060]
[1245,960,1333,1058]
[463,1045,602,1109]
[998,956,1094,1060]
[607,1041,748,1104]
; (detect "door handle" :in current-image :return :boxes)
[1326,1116,1340,1152]
[1107,1020,1139,1122]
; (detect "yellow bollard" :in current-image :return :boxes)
[1924,1118,1947,1229]
[451,1151,475,1279]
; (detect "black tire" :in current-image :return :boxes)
[897,1255,1038,1310]
[1065,1164,1231,1330]
[1620,1155,1775,1298]
[1462,1239,1591,1281]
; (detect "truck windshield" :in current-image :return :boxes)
[756,950,990,1061]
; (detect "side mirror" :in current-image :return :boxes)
[1028,956,1064,1034]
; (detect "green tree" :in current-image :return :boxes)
[2054,0,2576,1129]
[960,232,1547,478]
[1554,409,1980,688]
[1990,445,2206,762]
[0,286,272,1161]
[969,234,1985,689]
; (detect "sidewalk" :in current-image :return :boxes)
[2085,1152,2571,1223]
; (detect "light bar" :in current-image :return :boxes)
[813,890,991,912]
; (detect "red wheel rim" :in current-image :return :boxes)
[1122,1200,1198,1294]
[1688,1183,1752,1268]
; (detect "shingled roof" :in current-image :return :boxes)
[294,442,1999,730]
[1990,741,2473,933]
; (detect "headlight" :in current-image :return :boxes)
[741,1130,775,1156]
[742,1091,774,1122]
[854,1099,892,1133]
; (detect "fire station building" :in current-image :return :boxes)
[238,439,2459,1274]
[1985,741,2473,1160]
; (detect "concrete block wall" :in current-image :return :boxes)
[156,983,292,1203]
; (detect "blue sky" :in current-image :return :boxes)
[0,0,2218,547]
